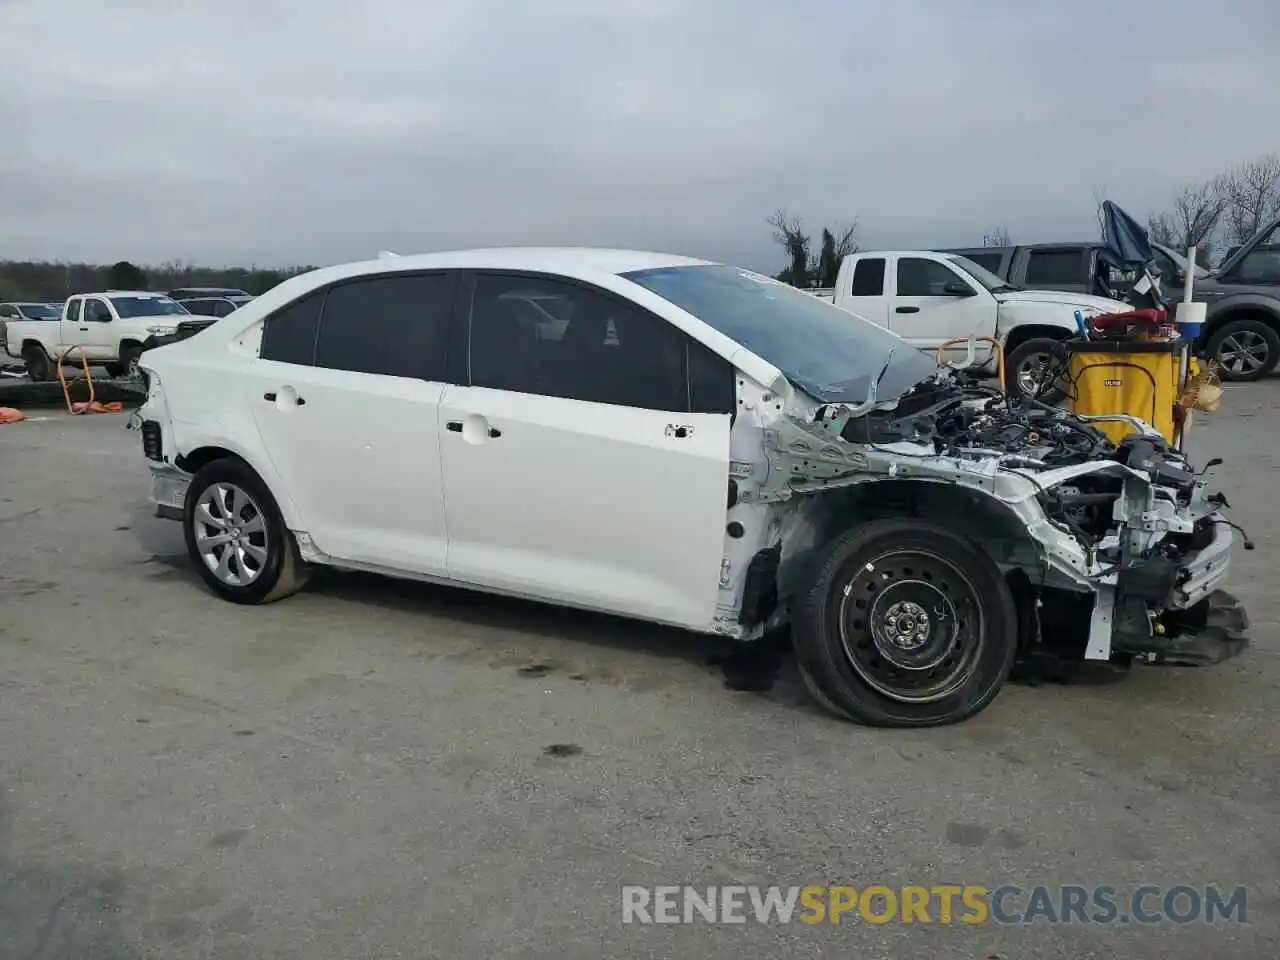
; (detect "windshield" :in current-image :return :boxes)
[946,256,1014,291]
[18,303,60,319]
[108,296,188,318]
[621,264,938,404]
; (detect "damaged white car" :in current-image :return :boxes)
[135,248,1251,726]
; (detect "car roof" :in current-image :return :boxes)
[316,247,713,281]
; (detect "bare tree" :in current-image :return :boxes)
[1148,178,1228,262]
[983,225,1012,247]
[830,221,858,261]
[1221,152,1280,243]
[767,208,811,287]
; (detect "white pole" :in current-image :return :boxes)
[1183,245,1196,302]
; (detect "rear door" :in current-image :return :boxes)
[436,271,732,629]
[888,256,997,364]
[836,256,890,327]
[247,271,457,575]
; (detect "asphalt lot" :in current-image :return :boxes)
[1,386,1277,959]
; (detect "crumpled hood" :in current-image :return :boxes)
[994,289,1130,313]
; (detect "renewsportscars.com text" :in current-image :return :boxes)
[621,884,1249,925]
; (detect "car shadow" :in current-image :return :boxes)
[306,566,819,711]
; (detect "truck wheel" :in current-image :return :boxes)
[183,458,310,605]
[791,518,1018,727]
[1006,338,1069,403]
[119,342,143,378]
[22,345,51,382]
[1205,318,1279,381]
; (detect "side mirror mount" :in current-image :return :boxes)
[942,282,975,297]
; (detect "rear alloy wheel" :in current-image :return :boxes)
[793,519,1018,726]
[1005,337,1068,403]
[183,458,309,604]
[1206,318,1279,382]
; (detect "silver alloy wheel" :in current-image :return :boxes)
[193,482,269,586]
[1217,331,1270,375]
[1015,351,1055,395]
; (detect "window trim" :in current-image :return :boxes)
[457,268,736,415]
[258,268,463,380]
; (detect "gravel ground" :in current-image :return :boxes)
[1,385,1277,959]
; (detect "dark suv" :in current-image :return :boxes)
[944,222,1280,380]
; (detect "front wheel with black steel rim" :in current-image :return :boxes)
[182,458,310,604]
[1205,317,1279,382]
[1005,337,1069,403]
[792,518,1018,726]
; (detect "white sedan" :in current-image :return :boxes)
[136,247,1247,726]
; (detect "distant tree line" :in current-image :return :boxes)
[0,258,319,303]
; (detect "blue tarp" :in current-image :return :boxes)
[1098,200,1154,268]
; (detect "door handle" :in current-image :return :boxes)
[263,391,305,406]
[895,306,920,314]
[445,420,501,438]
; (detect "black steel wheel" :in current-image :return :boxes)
[793,518,1018,726]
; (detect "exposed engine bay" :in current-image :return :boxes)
[750,371,1250,670]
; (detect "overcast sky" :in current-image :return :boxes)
[1,0,1277,272]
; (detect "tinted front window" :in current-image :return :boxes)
[65,299,81,323]
[109,296,187,318]
[621,264,935,404]
[85,299,112,322]
[260,290,324,365]
[469,274,698,412]
[313,273,453,379]
[1024,250,1085,286]
[850,258,885,296]
[897,258,970,297]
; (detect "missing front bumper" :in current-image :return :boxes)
[1114,590,1251,666]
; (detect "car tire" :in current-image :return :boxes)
[183,458,310,605]
[1205,318,1280,382]
[22,344,51,382]
[118,342,143,378]
[1005,337,1069,404]
[791,518,1018,727]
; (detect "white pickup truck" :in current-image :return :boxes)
[3,291,190,381]
[830,251,1131,397]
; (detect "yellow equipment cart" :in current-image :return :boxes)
[1064,338,1183,446]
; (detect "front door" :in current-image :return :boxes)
[80,297,118,361]
[246,272,457,575]
[437,272,731,629]
[888,256,997,366]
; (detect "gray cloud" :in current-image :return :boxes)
[1,0,1277,272]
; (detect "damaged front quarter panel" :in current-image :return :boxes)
[754,378,1246,665]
